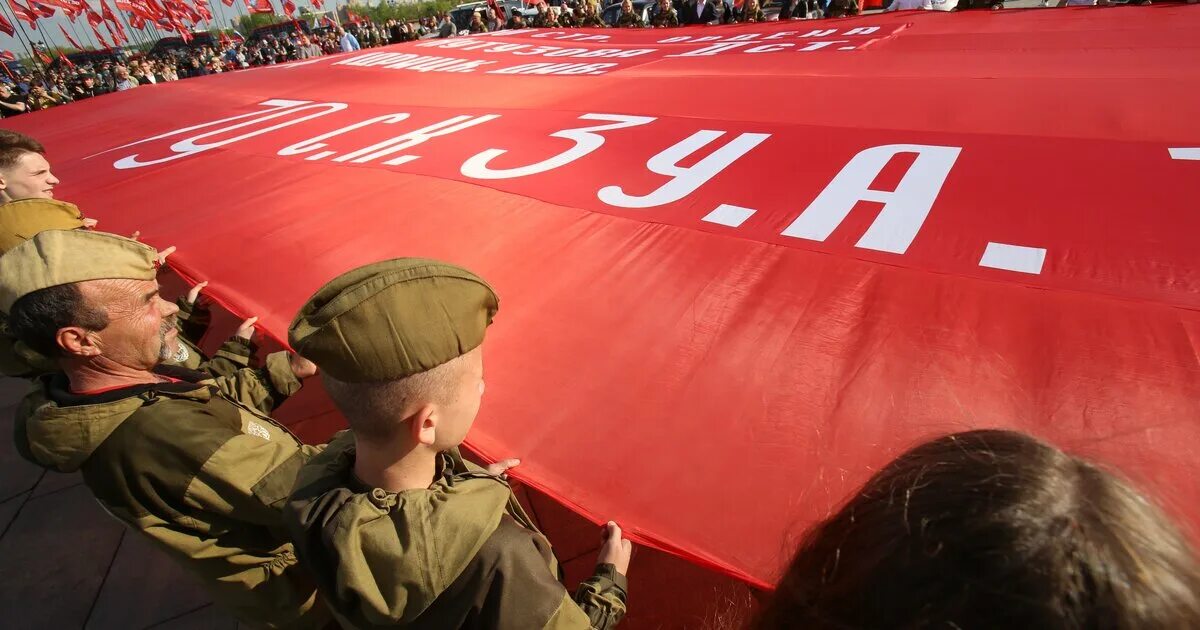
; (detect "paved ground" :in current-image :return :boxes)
[0,376,244,629]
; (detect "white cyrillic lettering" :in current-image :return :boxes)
[461,113,655,180]
[597,130,770,208]
[667,42,750,57]
[746,43,793,53]
[781,144,961,254]
[278,114,411,159]
[113,101,346,169]
[799,29,837,37]
[334,115,500,165]
[798,40,849,52]
[1169,147,1200,160]
[844,26,880,35]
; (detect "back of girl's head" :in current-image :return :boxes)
[754,429,1200,630]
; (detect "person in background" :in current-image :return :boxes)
[469,11,489,33]
[651,0,680,26]
[739,0,766,21]
[284,258,631,629]
[27,85,64,112]
[482,6,501,29]
[0,83,27,118]
[753,430,1200,630]
[71,74,109,100]
[113,66,139,91]
[339,28,362,52]
[579,2,607,27]
[617,0,645,26]
[297,36,323,59]
[438,13,456,37]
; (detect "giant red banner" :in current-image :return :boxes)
[11,8,1200,588]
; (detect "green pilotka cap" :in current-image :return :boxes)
[0,230,158,312]
[288,258,499,383]
[0,199,88,255]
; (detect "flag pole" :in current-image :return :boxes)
[0,2,47,73]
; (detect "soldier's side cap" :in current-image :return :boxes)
[288,258,499,383]
[0,230,158,312]
[0,199,87,255]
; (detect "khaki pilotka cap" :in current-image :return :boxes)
[288,258,499,383]
[0,230,158,312]
[0,199,88,254]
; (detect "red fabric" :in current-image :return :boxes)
[7,0,38,26]
[60,22,84,50]
[309,0,320,9]
[88,17,110,48]
[40,0,80,17]
[0,50,14,61]
[16,9,1200,589]
[281,0,294,18]
[245,0,271,13]
[101,0,129,44]
[28,0,55,17]
[85,3,103,26]
[0,10,13,35]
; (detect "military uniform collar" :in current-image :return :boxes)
[47,364,215,407]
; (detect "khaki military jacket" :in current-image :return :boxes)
[14,353,327,629]
[285,431,628,629]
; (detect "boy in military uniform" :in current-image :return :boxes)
[2,230,329,629]
[285,258,631,629]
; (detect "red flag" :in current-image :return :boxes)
[102,0,130,43]
[281,0,294,17]
[245,0,271,13]
[0,11,13,35]
[0,50,15,61]
[220,0,232,6]
[58,51,75,67]
[128,11,144,27]
[7,0,39,26]
[39,0,80,16]
[59,22,84,50]
[193,0,211,22]
[310,0,321,8]
[86,4,103,26]
[320,14,335,28]
[28,0,55,17]
[89,17,111,48]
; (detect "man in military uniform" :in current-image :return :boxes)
[650,0,679,27]
[558,6,579,27]
[531,2,553,27]
[284,258,631,629]
[0,198,255,378]
[578,2,607,27]
[2,230,329,629]
[616,0,645,27]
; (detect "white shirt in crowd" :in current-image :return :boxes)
[885,0,931,10]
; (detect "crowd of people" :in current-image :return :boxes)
[5,0,1181,116]
[1,124,1199,629]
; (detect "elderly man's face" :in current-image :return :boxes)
[0,151,59,202]
[77,278,181,370]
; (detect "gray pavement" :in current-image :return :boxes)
[0,376,243,630]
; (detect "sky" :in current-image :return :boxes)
[0,0,343,55]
